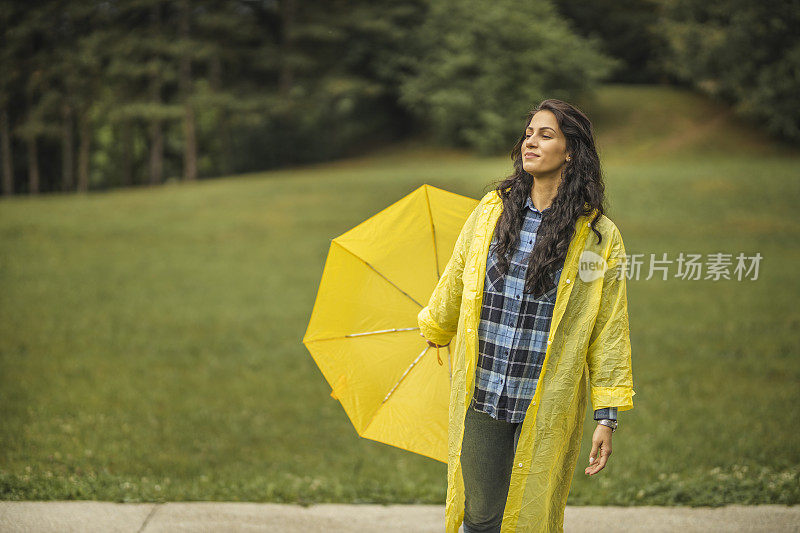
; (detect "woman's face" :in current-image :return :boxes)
[521,110,570,177]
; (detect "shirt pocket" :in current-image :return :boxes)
[541,283,558,304]
[540,265,563,303]
[484,249,505,293]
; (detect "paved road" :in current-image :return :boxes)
[1,501,798,532]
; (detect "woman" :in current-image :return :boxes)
[418,99,636,533]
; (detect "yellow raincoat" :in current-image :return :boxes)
[418,189,636,532]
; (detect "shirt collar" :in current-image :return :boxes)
[525,194,549,214]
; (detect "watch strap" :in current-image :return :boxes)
[597,418,617,432]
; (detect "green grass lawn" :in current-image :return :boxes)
[1,84,799,505]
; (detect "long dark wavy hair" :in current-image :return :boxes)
[486,99,606,299]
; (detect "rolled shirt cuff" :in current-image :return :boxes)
[593,407,618,421]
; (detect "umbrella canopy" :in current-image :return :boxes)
[302,184,479,462]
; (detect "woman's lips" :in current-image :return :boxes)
[524,152,540,159]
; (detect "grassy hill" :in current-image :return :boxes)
[1,84,798,505]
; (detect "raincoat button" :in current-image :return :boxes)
[518,462,523,467]
[532,401,536,405]
[565,279,571,284]
[467,328,473,333]
[547,340,552,345]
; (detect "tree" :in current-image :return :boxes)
[0,3,26,195]
[654,0,800,144]
[398,0,620,154]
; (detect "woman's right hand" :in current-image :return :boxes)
[419,331,449,348]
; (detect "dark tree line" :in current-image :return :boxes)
[1,0,438,194]
[0,0,796,195]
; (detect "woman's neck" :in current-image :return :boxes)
[530,175,562,212]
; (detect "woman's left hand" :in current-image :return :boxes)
[584,424,612,476]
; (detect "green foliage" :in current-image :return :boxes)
[550,0,667,84]
[228,76,394,171]
[398,0,620,154]
[3,0,798,193]
[654,0,800,144]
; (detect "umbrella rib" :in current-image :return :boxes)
[333,240,424,308]
[381,346,429,404]
[423,185,441,280]
[346,327,418,337]
[309,327,419,342]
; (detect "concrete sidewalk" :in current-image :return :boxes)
[1,501,798,532]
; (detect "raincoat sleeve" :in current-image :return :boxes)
[417,204,480,347]
[586,227,636,412]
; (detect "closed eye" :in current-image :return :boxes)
[525,132,553,139]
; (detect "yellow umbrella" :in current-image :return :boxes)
[302,184,478,463]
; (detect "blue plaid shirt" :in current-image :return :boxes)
[471,194,617,424]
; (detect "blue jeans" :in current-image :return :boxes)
[460,405,524,533]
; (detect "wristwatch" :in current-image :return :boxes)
[597,419,617,432]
